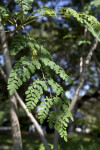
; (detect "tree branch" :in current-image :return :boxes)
[0,67,8,82]
[93,55,100,74]
[0,66,50,150]
[0,18,23,150]
[70,38,98,113]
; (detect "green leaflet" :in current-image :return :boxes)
[15,0,34,14]
[0,6,10,25]
[10,34,52,60]
[0,7,9,19]
[25,79,47,110]
[40,6,57,16]
[7,56,41,95]
[38,96,54,122]
[59,7,100,41]
[48,79,63,95]
[40,57,72,84]
[78,40,91,46]
[10,34,29,56]
[47,107,72,142]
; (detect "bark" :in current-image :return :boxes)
[93,55,100,74]
[70,38,98,113]
[0,19,22,150]
[53,130,59,150]
[68,38,98,134]
[9,95,22,150]
[0,66,50,150]
[93,55,100,87]
[79,28,88,74]
[79,57,83,74]
[68,28,88,133]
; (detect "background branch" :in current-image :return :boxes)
[70,38,98,113]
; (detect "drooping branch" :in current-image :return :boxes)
[0,66,50,150]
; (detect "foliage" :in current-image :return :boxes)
[39,6,57,16]
[78,40,91,46]
[0,7,9,18]
[15,0,34,14]
[91,0,100,7]
[1,0,100,142]
[7,33,73,141]
[0,7,10,25]
[0,3,100,39]
[59,7,100,41]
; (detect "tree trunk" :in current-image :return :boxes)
[9,95,23,150]
[0,19,22,150]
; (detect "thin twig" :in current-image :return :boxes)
[0,66,8,82]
